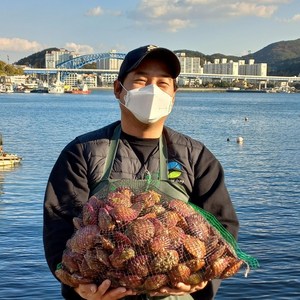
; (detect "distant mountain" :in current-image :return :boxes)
[176,38,300,76]
[270,56,300,76]
[15,39,300,76]
[244,38,300,63]
[243,38,300,76]
[16,48,60,68]
[15,48,97,69]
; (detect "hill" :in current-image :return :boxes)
[15,39,300,76]
[243,38,300,76]
[0,60,24,75]
[16,47,60,68]
[176,38,300,76]
[15,48,97,69]
[244,38,300,63]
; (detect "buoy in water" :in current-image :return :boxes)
[236,136,244,144]
[245,117,249,121]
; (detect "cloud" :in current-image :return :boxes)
[64,42,94,54]
[228,2,277,18]
[0,37,43,52]
[128,0,193,32]
[85,6,104,16]
[260,0,291,3]
[85,6,122,17]
[128,0,284,31]
[167,19,191,32]
[277,12,300,23]
[290,14,300,21]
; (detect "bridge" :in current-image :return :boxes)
[23,52,300,84]
[56,52,126,69]
[24,67,300,84]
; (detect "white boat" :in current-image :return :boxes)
[30,81,49,93]
[19,83,39,93]
[0,153,22,167]
[48,81,64,94]
[0,134,22,167]
[48,72,65,94]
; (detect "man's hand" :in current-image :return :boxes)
[149,281,208,297]
[74,280,136,300]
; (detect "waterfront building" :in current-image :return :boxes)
[94,49,123,86]
[238,59,267,76]
[63,73,97,88]
[63,72,78,87]
[176,53,202,74]
[45,49,79,68]
[203,59,239,76]
[0,76,13,92]
[96,49,123,71]
[176,53,203,87]
[203,58,267,77]
[202,58,268,85]
[82,74,97,88]
[6,75,27,86]
[98,73,118,87]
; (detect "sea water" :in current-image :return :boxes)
[0,90,299,299]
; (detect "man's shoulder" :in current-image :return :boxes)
[77,121,120,143]
[65,121,120,149]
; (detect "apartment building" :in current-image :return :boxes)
[96,49,123,71]
[64,73,97,88]
[176,53,202,74]
[238,59,267,76]
[203,59,239,75]
[203,58,267,76]
[94,49,122,85]
[45,49,79,68]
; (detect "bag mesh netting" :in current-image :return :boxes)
[56,179,259,292]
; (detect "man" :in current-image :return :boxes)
[43,45,239,300]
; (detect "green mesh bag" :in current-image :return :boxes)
[56,179,259,292]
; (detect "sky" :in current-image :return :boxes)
[1,0,300,64]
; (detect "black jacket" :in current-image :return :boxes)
[43,121,239,300]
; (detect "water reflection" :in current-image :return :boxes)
[0,164,22,195]
[0,92,299,300]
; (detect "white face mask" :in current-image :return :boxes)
[119,83,174,124]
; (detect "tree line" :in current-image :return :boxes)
[0,60,24,76]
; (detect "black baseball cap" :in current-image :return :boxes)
[118,45,181,81]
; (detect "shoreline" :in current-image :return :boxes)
[91,87,227,92]
[91,87,299,93]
